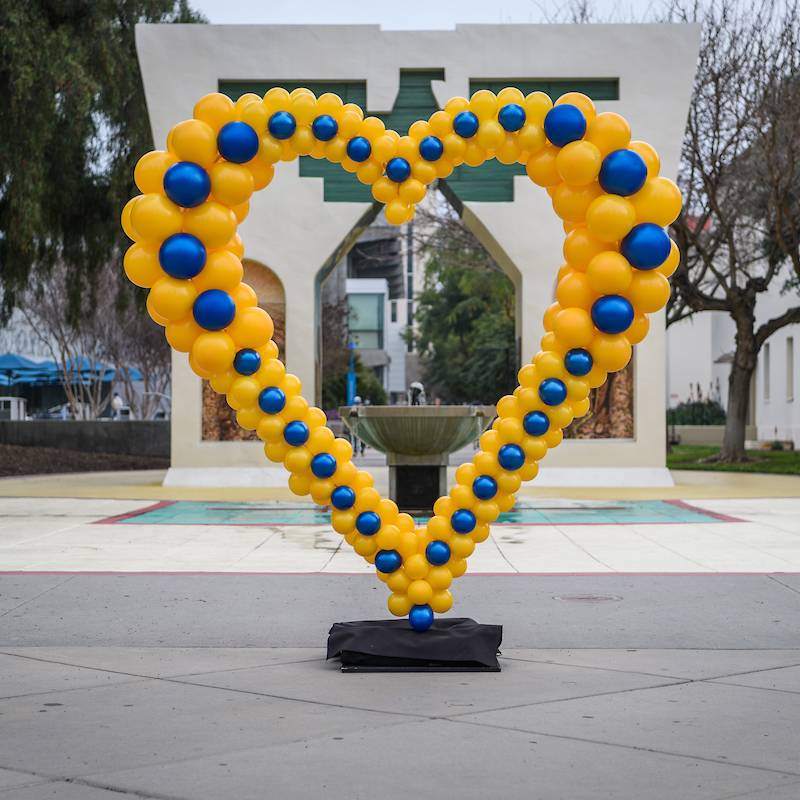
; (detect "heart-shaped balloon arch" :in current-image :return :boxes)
[122,87,680,631]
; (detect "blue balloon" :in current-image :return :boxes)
[426,540,451,566]
[375,549,402,573]
[472,474,498,500]
[498,103,526,132]
[539,378,567,406]
[331,485,356,510]
[453,110,479,138]
[258,386,285,414]
[621,223,672,270]
[565,348,593,376]
[217,121,260,163]
[599,149,648,196]
[310,453,337,479]
[451,509,476,534]
[311,114,338,141]
[283,420,309,447]
[544,104,586,147]
[523,410,550,436]
[386,157,411,182]
[193,289,236,331]
[159,233,206,279]
[346,136,372,162]
[356,510,381,536]
[592,295,634,334]
[498,443,525,471]
[233,348,261,376]
[267,112,296,141]
[409,604,434,632]
[419,136,444,161]
[163,162,210,208]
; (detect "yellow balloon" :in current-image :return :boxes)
[183,202,237,249]
[627,270,671,313]
[526,146,561,187]
[430,590,453,613]
[586,251,633,294]
[556,272,594,310]
[404,553,429,580]
[408,579,433,605]
[469,89,498,121]
[134,150,177,194]
[149,276,197,322]
[555,140,602,186]
[191,250,241,292]
[586,195,636,242]
[450,535,475,559]
[554,307,594,348]
[555,92,597,125]
[166,317,203,352]
[193,92,236,133]
[388,593,412,617]
[130,194,183,243]
[123,244,162,288]
[586,112,631,156]
[477,120,505,151]
[591,333,632,372]
[169,119,218,166]
[191,331,236,375]
[629,140,660,179]
[631,177,682,226]
[552,183,602,223]
[210,162,255,207]
[524,91,553,126]
[563,226,609,270]
[658,239,681,278]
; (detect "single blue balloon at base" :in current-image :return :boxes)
[331,485,356,510]
[267,112,296,141]
[472,474,497,500]
[311,114,338,141]
[193,289,236,331]
[592,295,635,334]
[386,157,411,182]
[599,149,648,196]
[621,223,672,270]
[409,604,434,632]
[453,110,479,138]
[375,549,402,573]
[523,410,550,436]
[159,233,206,279]
[419,135,444,161]
[283,420,309,447]
[233,348,261,376]
[258,386,285,414]
[451,509,476,534]
[498,443,525,471]
[426,540,451,566]
[310,453,337,479]
[346,136,372,162]
[565,348,593,377]
[498,103,526,132]
[539,378,567,406]
[163,162,210,208]
[356,510,381,536]
[544,104,587,147]
[217,121,260,163]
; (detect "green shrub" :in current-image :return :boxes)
[667,399,727,425]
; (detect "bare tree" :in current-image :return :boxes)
[18,262,169,420]
[669,0,800,460]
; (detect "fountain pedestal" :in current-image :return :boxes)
[340,405,495,513]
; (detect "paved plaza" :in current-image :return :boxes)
[1,470,799,799]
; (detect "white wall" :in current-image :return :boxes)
[136,22,700,472]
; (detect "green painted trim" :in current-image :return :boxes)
[218,75,619,203]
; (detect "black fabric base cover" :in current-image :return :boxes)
[327,618,502,672]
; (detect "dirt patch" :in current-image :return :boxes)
[0,443,169,477]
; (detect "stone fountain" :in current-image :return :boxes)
[340,405,495,513]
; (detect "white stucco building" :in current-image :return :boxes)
[135,22,700,485]
[667,269,800,447]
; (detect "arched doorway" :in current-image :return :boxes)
[201,260,286,441]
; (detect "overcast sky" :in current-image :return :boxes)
[190,0,662,27]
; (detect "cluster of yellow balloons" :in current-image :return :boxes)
[121,86,680,631]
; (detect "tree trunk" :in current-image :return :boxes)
[720,360,754,461]
[720,307,757,462]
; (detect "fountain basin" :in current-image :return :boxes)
[340,405,495,512]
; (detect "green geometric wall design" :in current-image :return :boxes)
[220,73,619,204]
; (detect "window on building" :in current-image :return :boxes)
[764,342,771,402]
[390,300,397,323]
[348,293,383,349]
[788,337,795,402]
